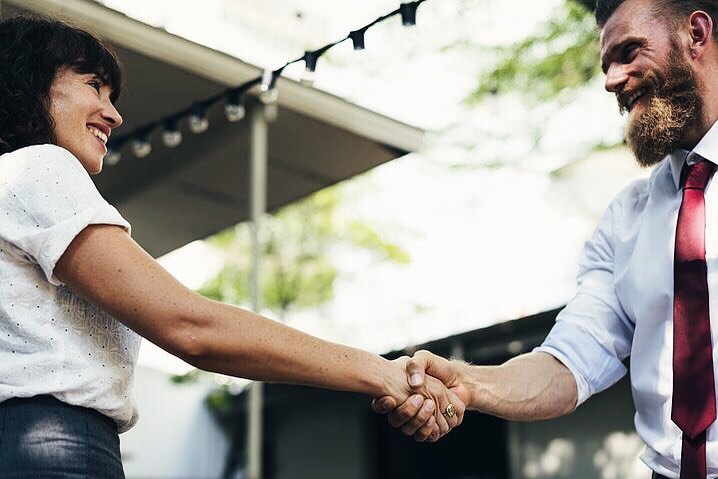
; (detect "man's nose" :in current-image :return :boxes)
[604,64,628,94]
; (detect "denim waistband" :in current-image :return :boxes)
[0,394,117,431]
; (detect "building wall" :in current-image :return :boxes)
[270,393,372,479]
[510,376,649,479]
[255,375,646,479]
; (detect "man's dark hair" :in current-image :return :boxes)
[0,16,123,155]
[595,0,718,40]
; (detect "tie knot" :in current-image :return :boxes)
[682,160,716,190]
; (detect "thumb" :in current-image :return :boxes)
[371,396,396,414]
[407,350,456,389]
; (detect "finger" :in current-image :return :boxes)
[371,396,396,414]
[387,394,424,428]
[434,408,450,436]
[406,352,429,388]
[437,398,465,434]
[408,350,458,389]
[399,399,435,436]
[412,415,436,442]
[446,390,466,428]
[427,428,442,442]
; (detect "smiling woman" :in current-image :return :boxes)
[48,69,121,174]
[0,15,464,478]
[0,17,122,160]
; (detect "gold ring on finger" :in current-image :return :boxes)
[443,403,457,419]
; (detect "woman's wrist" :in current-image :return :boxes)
[358,354,408,399]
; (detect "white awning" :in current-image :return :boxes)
[2,0,425,256]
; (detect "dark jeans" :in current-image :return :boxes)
[0,395,124,478]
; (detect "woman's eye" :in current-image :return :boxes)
[88,80,101,92]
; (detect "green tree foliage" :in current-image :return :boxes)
[198,184,409,319]
[468,0,599,103]
[173,184,408,386]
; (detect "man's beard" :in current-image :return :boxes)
[623,50,703,167]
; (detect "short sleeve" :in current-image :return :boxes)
[534,194,635,406]
[0,145,131,286]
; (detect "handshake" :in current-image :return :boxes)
[371,350,474,443]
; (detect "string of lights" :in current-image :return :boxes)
[105,0,427,165]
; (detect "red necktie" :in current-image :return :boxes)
[673,159,717,479]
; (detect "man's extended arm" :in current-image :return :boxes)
[374,350,577,439]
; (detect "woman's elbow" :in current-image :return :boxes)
[153,306,214,366]
[172,327,209,364]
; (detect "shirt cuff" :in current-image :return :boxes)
[534,319,628,407]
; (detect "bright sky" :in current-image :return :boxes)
[94,0,644,373]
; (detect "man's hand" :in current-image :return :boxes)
[408,351,473,404]
[376,356,466,442]
[372,351,472,442]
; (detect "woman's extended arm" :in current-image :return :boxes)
[55,224,463,434]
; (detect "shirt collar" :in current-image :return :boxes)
[669,120,718,189]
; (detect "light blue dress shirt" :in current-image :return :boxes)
[537,121,718,477]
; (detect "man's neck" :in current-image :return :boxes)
[679,111,718,151]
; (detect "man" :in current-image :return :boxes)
[375,1,718,478]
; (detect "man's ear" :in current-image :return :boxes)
[688,10,713,58]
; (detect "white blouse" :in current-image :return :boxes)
[0,144,140,433]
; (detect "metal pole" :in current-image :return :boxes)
[247,103,268,479]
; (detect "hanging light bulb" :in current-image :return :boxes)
[301,51,318,87]
[349,28,367,51]
[259,69,279,105]
[189,103,209,134]
[224,89,246,122]
[131,130,152,158]
[399,2,420,26]
[161,118,182,148]
[105,143,122,166]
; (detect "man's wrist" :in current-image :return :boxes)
[450,359,480,409]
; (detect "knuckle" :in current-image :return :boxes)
[415,350,430,360]
[387,414,404,428]
[394,409,412,422]
[417,408,432,423]
[401,424,417,436]
[437,420,449,435]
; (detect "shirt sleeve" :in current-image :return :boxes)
[534,193,635,407]
[0,145,131,286]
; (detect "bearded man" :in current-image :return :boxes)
[375,1,718,478]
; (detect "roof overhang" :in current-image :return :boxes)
[1,0,425,256]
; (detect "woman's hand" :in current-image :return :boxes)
[377,356,466,442]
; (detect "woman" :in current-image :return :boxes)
[0,16,463,477]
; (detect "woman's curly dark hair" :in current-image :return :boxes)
[0,16,124,155]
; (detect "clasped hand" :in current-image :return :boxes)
[375,350,471,442]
